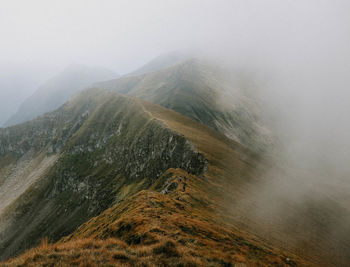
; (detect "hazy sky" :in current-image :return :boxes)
[1,0,350,143]
[0,0,347,73]
[1,0,239,73]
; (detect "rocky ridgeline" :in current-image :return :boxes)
[0,99,96,158]
[0,89,208,260]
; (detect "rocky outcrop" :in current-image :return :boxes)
[0,89,207,260]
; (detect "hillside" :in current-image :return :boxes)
[0,89,312,266]
[0,88,210,260]
[4,65,117,127]
[2,189,311,267]
[97,58,276,154]
[0,82,348,266]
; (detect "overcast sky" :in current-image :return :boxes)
[1,0,350,151]
[0,0,348,73]
[1,0,242,74]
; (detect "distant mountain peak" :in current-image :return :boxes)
[4,65,118,127]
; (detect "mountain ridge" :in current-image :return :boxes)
[0,88,209,261]
[97,58,276,154]
[0,55,348,266]
[0,88,313,267]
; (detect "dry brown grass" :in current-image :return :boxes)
[1,100,316,267]
[2,186,312,267]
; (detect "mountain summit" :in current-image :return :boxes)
[97,57,275,153]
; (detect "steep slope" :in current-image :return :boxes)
[97,58,275,154]
[0,89,313,267]
[2,188,312,267]
[1,86,347,266]
[127,84,350,266]
[0,89,206,260]
[4,65,117,127]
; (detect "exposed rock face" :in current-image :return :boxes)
[0,89,207,260]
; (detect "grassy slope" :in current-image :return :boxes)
[0,89,207,261]
[146,101,350,267]
[97,59,275,154]
[2,95,315,266]
[3,174,311,267]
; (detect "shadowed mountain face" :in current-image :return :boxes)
[97,58,276,154]
[0,89,208,260]
[0,88,313,266]
[4,65,117,127]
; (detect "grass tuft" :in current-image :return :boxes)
[152,241,179,258]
